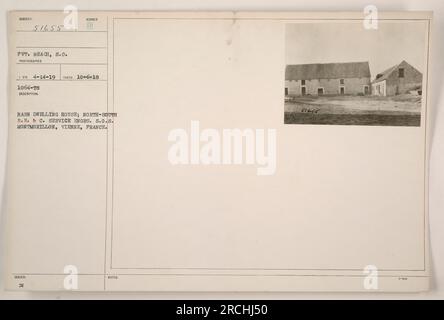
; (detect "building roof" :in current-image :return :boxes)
[371,60,423,84]
[372,61,402,84]
[285,61,371,81]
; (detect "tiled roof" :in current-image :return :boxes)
[285,61,371,81]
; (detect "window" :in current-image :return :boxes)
[340,79,344,85]
[398,68,404,78]
[317,88,324,95]
[285,88,288,96]
[301,79,306,85]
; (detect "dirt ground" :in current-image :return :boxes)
[284,94,422,115]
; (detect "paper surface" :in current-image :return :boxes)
[4,11,431,291]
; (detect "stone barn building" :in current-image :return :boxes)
[285,61,371,96]
[372,60,423,96]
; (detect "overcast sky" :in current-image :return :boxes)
[285,21,428,79]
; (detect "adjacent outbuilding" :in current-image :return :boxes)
[372,60,423,96]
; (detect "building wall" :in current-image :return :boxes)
[286,77,370,96]
[372,80,387,96]
[386,83,398,96]
[386,61,423,95]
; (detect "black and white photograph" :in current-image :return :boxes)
[284,22,427,126]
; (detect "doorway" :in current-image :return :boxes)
[364,85,369,95]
